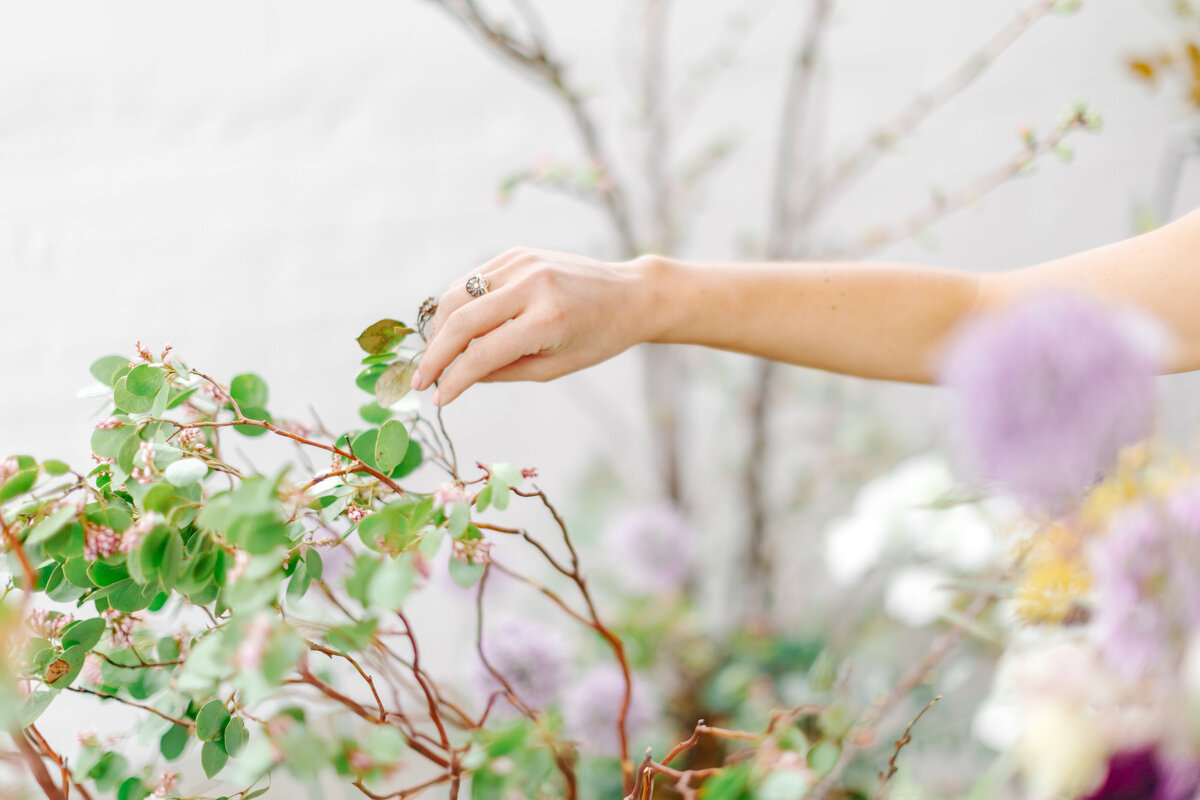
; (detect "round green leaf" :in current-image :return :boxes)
[42,459,70,476]
[356,319,413,355]
[224,716,249,757]
[125,364,165,398]
[356,364,388,394]
[118,776,148,800]
[233,406,271,437]
[201,739,229,778]
[163,458,207,487]
[230,374,269,409]
[113,377,154,415]
[375,360,418,408]
[0,468,38,502]
[160,723,189,760]
[196,699,231,742]
[90,355,131,387]
[61,617,106,651]
[390,439,424,479]
[374,420,410,474]
[305,550,324,582]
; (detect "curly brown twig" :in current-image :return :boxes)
[809,594,993,800]
[875,695,942,798]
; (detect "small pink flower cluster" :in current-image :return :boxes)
[346,505,367,523]
[452,538,492,566]
[83,522,122,562]
[133,340,154,364]
[80,654,104,686]
[347,749,374,774]
[0,457,19,484]
[521,467,538,480]
[177,427,211,455]
[151,770,178,798]
[27,609,72,640]
[101,609,135,649]
[94,417,122,430]
[434,482,468,508]
[120,515,157,553]
[131,441,157,485]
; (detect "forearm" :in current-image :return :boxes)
[639,208,1200,383]
[639,255,982,384]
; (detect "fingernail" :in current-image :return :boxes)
[431,387,442,406]
[411,370,424,391]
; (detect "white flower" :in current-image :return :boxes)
[883,566,952,627]
[824,513,890,585]
[1018,702,1107,800]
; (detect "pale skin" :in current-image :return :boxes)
[410,207,1200,406]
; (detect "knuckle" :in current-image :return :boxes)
[524,265,557,288]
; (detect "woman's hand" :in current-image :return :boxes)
[410,248,660,406]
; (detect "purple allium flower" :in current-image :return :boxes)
[562,664,653,758]
[1090,505,1173,677]
[940,293,1160,515]
[605,503,694,593]
[477,617,569,713]
[1090,482,1200,678]
[1082,747,1200,800]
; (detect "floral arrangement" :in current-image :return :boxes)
[2,288,1196,800]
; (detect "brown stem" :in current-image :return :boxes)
[292,667,450,769]
[306,642,388,723]
[1,511,38,594]
[396,611,451,750]
[65,687,193,729]
[13,729,66,800]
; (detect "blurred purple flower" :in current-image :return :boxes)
[563,664,653,758]
[477,617,569,713]
[1082,747,1200,800]
[1090,482,1200,677]
[940,292,1159,514]
[605,503,694,593]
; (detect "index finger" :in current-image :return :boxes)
[411,286,525,392]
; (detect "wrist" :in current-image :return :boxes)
[620,253,684,345]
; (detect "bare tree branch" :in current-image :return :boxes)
[744,0,833,623]
[826,109,1095,259]
[795,0,1059,232]
[427,0,640,255]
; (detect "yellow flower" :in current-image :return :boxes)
[1014,525,1091,625]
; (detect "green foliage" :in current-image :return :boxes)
[1,321,860,800]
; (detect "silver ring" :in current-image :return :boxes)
[465,274,490,298]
